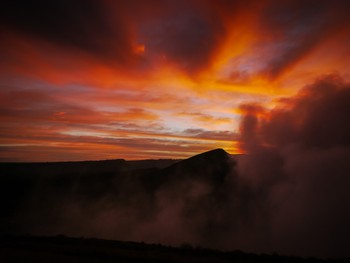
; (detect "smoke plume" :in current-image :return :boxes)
[236,75,350,258]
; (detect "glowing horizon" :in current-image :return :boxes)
[1,0,350,161]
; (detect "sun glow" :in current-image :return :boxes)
[1,0,350,161]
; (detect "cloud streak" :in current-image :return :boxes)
[1,0,350,160]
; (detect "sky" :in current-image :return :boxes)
[1,0,350,161]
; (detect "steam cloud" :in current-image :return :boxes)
[237,75,350,257]
[1,75,350,259]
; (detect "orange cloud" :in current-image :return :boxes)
[1,0,350,161]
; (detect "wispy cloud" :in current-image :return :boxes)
[1,0,350,160]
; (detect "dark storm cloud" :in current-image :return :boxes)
[2,0,350,77]
[259,0,350,79]
[0,0,230,73]
[0,0,132,63]
[137,1,225,73]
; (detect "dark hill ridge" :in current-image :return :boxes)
[170,148,229,167]
[165,148,230,173]
[0,149,347,259]
[0,149,229,176]
[161,148,234,185]
[0,158,180,176]
[0,235,339,263]
[0,149,235,238]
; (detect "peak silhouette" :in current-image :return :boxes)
[0,149,235,252]
[161,148,233,184]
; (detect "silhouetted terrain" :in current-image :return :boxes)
[1,149,349,259]
[0,149,234,241]
[0,156,183,234]
[0,235,344,263]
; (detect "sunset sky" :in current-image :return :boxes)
[1,0,350,161]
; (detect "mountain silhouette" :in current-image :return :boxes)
[0,149,347,259]
[0,149,235,237]
[0,235,336,263]
[160,148,234,186]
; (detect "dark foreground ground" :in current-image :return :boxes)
[0,235,346,263]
